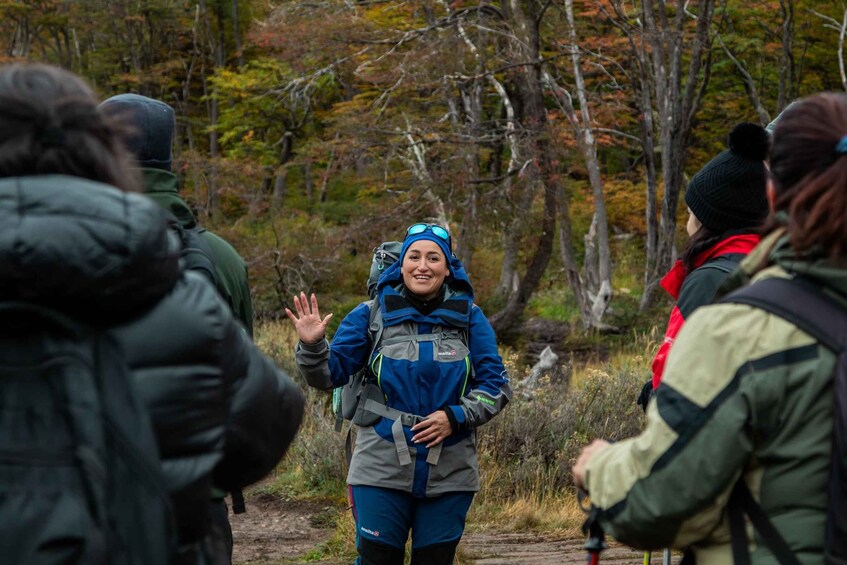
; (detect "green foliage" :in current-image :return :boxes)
[211,57,344,167]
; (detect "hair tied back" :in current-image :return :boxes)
[835,135,847,155]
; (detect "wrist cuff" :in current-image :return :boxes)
[298,338,327,352]
[441,407,459,434]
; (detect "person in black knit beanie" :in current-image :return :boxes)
[685,122,770,232]
[637,122,770,410]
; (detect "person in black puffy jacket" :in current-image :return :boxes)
[0,63,305,563]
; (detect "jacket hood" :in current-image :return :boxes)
[376,250,473,299]
[769,236,847,298]
[0,175,181,323]
[375,251,474,327]
[720,227,847,302]
[99,94,175,171]
[142,168,197,228]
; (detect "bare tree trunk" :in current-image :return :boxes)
[558,186,592,327]
[272,131,293,210]
[635,0,715,310]
[272,168,287,209]
[488,0,559,335]
[640,89,661,310]
[495,182,534,300]
[487,70,528,304]
[811,7,847,92]
[453,78,483,272]
[199,0,223,219]
[777,0,795,111]
[232,0,244,67]
[319,146,336,204]
[563,0,613,324]
[840,8,847,92]
[304,162,314,208]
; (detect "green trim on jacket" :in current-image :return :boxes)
[585,230,836,564]
[141,168,254,336]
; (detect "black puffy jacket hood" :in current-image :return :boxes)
[0,175,180,323]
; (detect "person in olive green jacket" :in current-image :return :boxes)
[573,93,847,564]
[100,93,254,563]
[99,93,254,337]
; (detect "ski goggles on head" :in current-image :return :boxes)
[405,223,452,251]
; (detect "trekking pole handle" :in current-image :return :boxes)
[578,487,608,564]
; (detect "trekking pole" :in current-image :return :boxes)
[578,488,608,565]
[662,548,672,565]
[584,523,607,565]
[643,551,651,564]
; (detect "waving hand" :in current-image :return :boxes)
[285,292,333,345]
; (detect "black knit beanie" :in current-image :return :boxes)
[99,93,174,171]
[685,122,769,232]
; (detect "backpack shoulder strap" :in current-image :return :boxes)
[727,480,801,565]
[721,275,847,565]
[721,276,847,351]
[168,217,219,287]
[181,227,219,286]
[365,299,383,375]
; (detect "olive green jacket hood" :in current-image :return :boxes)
[140,168,254,335]
[142,168,198,229]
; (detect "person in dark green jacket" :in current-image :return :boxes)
[573,93,847,564]
[99,93,254,337]
[100,93,255,561]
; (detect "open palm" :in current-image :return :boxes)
[285,292,333,345]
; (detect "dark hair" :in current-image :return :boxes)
[768,93,847,258]
[680,225,725,272]
[0,63,138,192]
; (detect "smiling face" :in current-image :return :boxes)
[401,239,450,300]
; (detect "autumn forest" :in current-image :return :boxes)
[3,0,845,338]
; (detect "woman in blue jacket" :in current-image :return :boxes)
[289,224,512,565]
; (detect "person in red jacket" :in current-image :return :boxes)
[639,123,770,406]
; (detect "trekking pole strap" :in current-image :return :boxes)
[362,399,443,465]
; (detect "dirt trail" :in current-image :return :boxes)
[231,494,650,565]
[459,532,648,564]
[230,493,343,565]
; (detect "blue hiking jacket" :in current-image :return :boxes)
[296,255,512,496]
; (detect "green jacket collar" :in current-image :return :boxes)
[141,168,197,229]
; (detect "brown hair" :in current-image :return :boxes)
[768,93,847,258]
[0,63,138,192]
[680,225,723,272]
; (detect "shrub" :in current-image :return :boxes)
[476,356,646,503]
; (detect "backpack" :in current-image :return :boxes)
[332,241,401,424]
[721,276,847,565]
[168,218,219,288]
[0,302,174,565]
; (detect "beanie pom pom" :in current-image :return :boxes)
[728,122,769,161]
